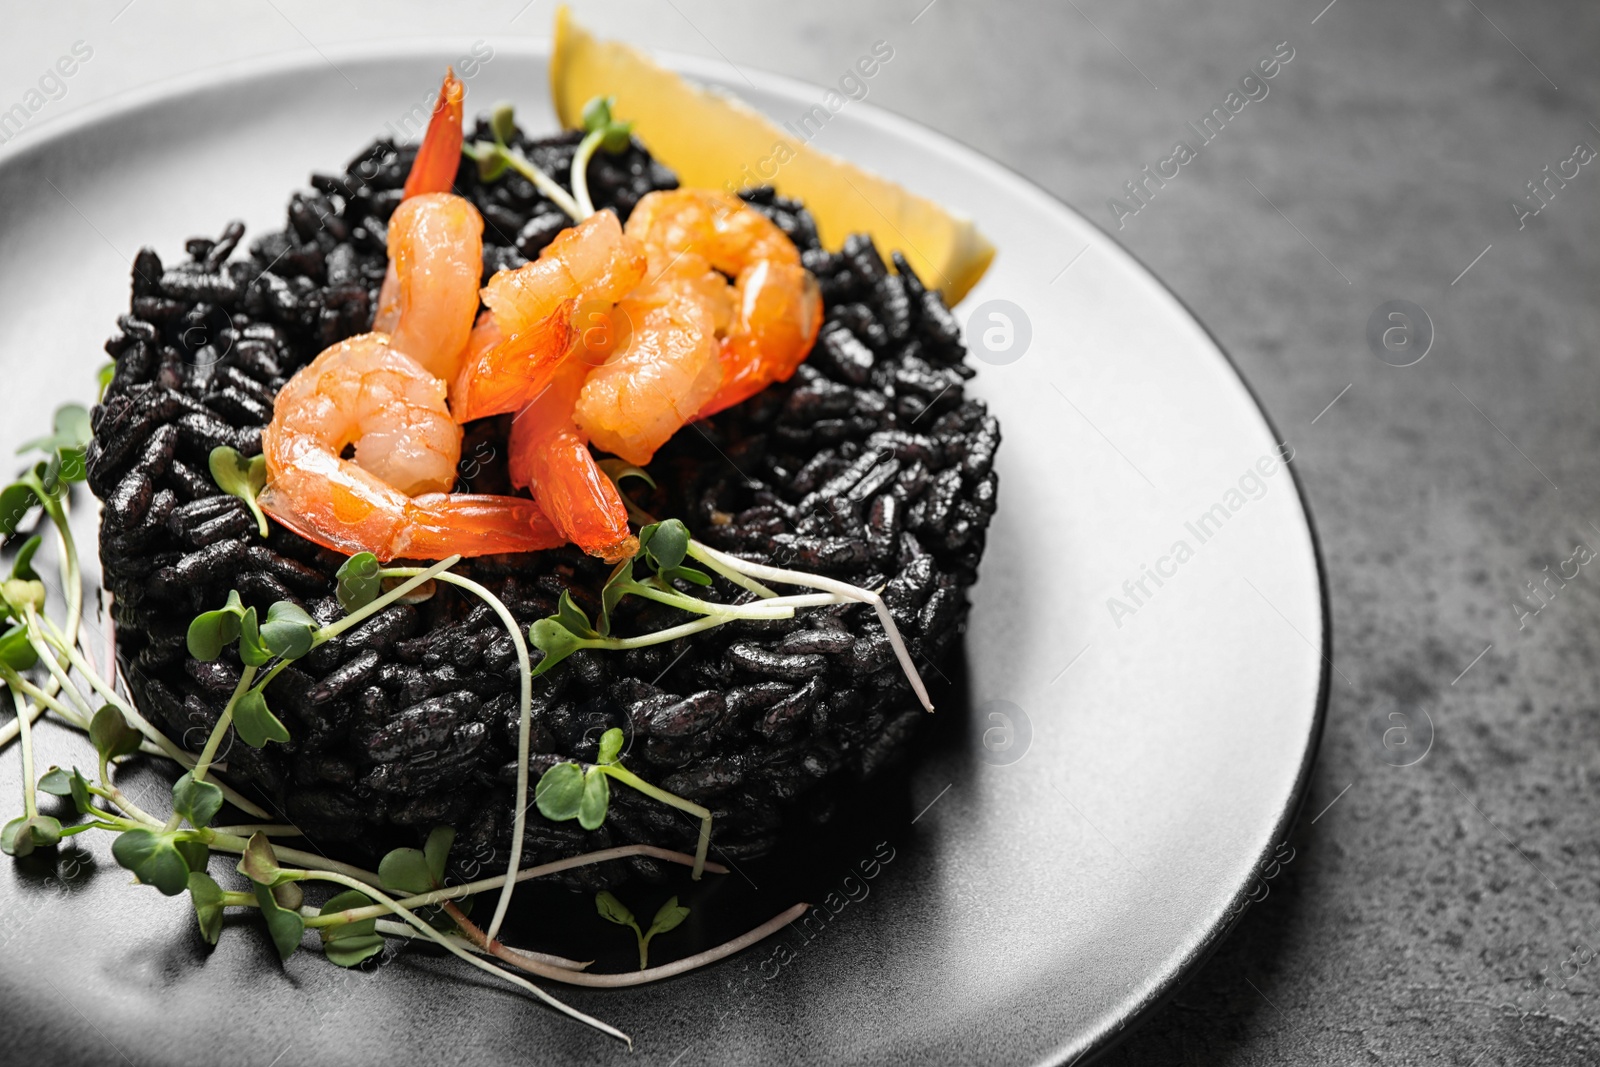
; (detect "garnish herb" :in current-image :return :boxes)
[207,445,268,538]
[595,890,690,970]
[462,98,633,222]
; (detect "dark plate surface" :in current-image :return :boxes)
[0,40,1326,1066]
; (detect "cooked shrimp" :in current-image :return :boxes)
[452,210,646,422]
[508,357,637,562]
[403,67,465,199]
[570,189,820,449]
[259,333,562,561]
[381,193,484,381]
[374,67,467,334]
[572,285,722,466]
[700,258,821,416]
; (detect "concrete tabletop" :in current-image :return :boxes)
[3,1,1597,1063]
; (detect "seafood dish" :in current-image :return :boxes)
[0,9,997,1042]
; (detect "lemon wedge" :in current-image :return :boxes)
[549,5,994,304]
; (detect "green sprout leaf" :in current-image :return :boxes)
[1,814,62,857]
[595,889,637,929]
[0,482,39,539]
[40,766,92,814]
[97,362,115,400]
[534,762,585,822]
[648,895,691,939]
[0,578,45,620]
[536,758,611,831]
[188,871,226,945]
[422,825,454,884]
[186,590,245,661]
[172,772,224,829]
[237,832,295,887]
[90,705,143,764]
[335,552,382,614]
[232,688,290,748]
[259,600,316,660]
[578,767,610,831]
[37,766,73,797]
[175,837,210,877]
[253,879,305,961]
[490,102,517,146]
[0,625,37,670]
[17,405,92,483]
[378,846,437,896]
[555,590,599,640]
[466,140,511,182]
[10,534,42,581]
[319,889,385,967]
[237,607,270,667]
[208,446,268,538]
[581,95,614,132]
[111,828,190,895]
[597,728,624,766]
[528,618,591,678]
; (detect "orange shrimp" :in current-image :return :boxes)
[373,68,467,333]
[572,285,722,466]
[403,68,465,199]
[508,358,637,562]
[379,193,484,381]
[452,210,646,422]
[259,333,561,561]
[567,189,819,458]
[699,258,821,416]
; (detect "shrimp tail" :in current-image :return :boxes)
[394,494,567,560]
[403,67,465,199]
[451,302,577,423]
[508,361,638,563]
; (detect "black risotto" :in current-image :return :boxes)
[86,121,1000,888]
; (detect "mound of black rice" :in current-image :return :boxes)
[87,119,999,888]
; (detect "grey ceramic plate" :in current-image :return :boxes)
[0,39,1326,1067]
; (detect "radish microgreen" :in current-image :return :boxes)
[595,890,691,970]
[208,445,268,538]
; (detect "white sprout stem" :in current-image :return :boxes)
[203,830,381,884]
[9,683,37,818]
[303,870,630,1046]
[314,556,459,645]
[370,919,592,971]
[0,487,83,753]
[686,542,781,598]
[689,542,935,712]
[505,150,583,221]
[626,583,823,620]
[493,902,810,988]
[306,843,726,928]
[379,567,530,947]
[569,130,604,219]
[4,672,87,731]
[161,663,258,834]
[39,622,275,820]
[210,823,303,837]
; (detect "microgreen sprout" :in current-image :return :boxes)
[535,727,715,879]
[0,391,828,1046]
[208,445,268,537]
[571,96,634,217]
[595,890,690,970]
[463,103,584,221]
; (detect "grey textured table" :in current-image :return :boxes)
[4,2,1598,1064]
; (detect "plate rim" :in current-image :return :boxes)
[0,35,1331,1066]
